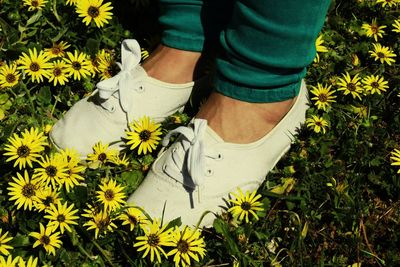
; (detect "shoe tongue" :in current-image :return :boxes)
[132,65,147,78]
[204,124,225,144]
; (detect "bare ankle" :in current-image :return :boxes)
[142,45,202,84]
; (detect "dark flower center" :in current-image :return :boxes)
[53,68,62,77]
[30,62,40,72]
[72,62,81,70]
[370,25,378,34]
[88,6,100,18]
[104,189,114,201]
[139,130,151,142]
[57,214,66,222]
[43,196,54,206]
[315,121,323,127]
[377,52,385,58]
[51,47,61,55]
[31,0,39,7]
[347,83,356,91]
[240,201,251,211]
[147,234,160,247]
[22,184,36,198]
[318,93,328,102]
[98,153,107,162]
[177,240,189,253]
[45,166,58,177]
[6,74,16,83]
[371,82,380,89]
[17,145,30,157]
[128,214,138,225]
[97,217,110,230]
[40,235,50,245]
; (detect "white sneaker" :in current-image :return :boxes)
[127,80,309,227]
[50,39,206,157]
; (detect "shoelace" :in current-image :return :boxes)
[162,119,220,208]
[96,39,143,119]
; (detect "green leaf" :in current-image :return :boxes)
[26,10,42,26]
[38,86,51,105]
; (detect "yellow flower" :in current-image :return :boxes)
[0,229,13,256]
[141,48,150,61]
[134,219,174,263]
[23,0,48,11]
[310,83,337,111]
[3,128,47,169]
[44,41,71,58]
[65,0,78,5]
[18,48,52,83]
[83,210,117,239]
[86,142,119,166]
[314,34,328,63]
[227,188,264,223]
[361,19,386,41]
[390,148,400,173]
[376,0,400,7]
[7,171,39,211]
[44,202,79,234]
[0,63,20,88]
[0,255,20,267]
[110,153,130,167]
[96,179,126,212]
[369,43,396,65]
[18,256,39,267]
[33,155,69,188]
[48,60,69,86]
[76,0,113,28]
[306,115,329,134]
[126,116,163,155]
[270,177,296,195]
[118,207,147,231]
[337,72,363,100]
[97,50,117,80]
[33,186,61,212]
[351,54,360,66]
[30,223,62,256]
[63,50,92,81]
[167,226,207,267]
[392,19,400,33]
[55,149,86,192]
[362,75,389,95]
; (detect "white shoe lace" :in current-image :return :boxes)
[96,39,144,118]
[162,119,221,208]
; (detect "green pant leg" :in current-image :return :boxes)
[159,0,232,52]
[215,0,332,103]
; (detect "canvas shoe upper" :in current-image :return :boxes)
[127,80,309,227]
[50,39,202,157]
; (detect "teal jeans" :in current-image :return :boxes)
[159,0,331,103]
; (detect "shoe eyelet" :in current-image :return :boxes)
[137,85,145,92]
[109,106,116,113]
[162,164,167,171]
[172,147,177,153]
[205,169,214,177]
[216,153,223,161]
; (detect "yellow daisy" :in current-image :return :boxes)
[96,179,126,212]
[118,207,147,231]
[110,153,130,167]
[7,171,38,211]
[125,116,163,155]
[0,255,20,266]
[54,149,86,192]
[3,128,47,169]
[141,48,150,61]
[48,60,69,86]
[134,219,174,264]
[376,0,399,7]
[337,72,363,100]
[83,210,117,239]
[167,226,207,267]
[227,188,264,223]
[0,63,20,88]
[33,186,61,212]
[361,19,386,42]
[66,0,78,5]
[18,256,39,267]
[30,223,62,256]
[76,0,113,28]
[23,0,48,11]
[63,50,92,81]
[44,202,79,234]
[86,142,119,166]
[351,54,360,66]
[44,41,70,58]
[310,83,337,111]
[0,229,13,256]
[314,34,328,63]
[97,50,117,80]
[392,19,400,33]
[306,115,329,134]
[18,48,52,83]
[369,43,396,65]
[390,148,400,173]
[33,155,69,188]
[362,75,389,95]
